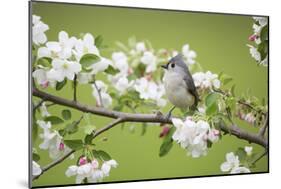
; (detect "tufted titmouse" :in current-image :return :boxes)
[161,54,199,117]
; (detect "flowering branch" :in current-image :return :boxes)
[259,112,269,137]
[32,149,75,181]
[33,88,267,148]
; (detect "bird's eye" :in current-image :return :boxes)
[171,63,175,68]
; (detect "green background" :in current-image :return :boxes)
[32,1,268,187]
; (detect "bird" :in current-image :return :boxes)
[161,53,199,118]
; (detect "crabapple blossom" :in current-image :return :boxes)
[134,77,166,107]
[47,59,81,82]
[32,15,49,45]
[39,102,50,117]
[171,118,219,158]
[140,51,157,73]
[220,152,251,174]
[247,45,261,62]
[91,57,112,75]
[135,42,146,52]
[74,33,100,61]
[32,69,49,88]
[65,159,118,184]
[182,44,197,65]
[111,52,129,74]
[37,31,76,59]
[37,120,72,160]
[32,161,42,176]
[192,71,221,90]
[253,17,268,27]
[244,146,253,156]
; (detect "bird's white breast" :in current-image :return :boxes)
[163,71,194,109]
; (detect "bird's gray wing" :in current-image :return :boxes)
[183,74,199,109]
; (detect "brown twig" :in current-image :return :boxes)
[92,78,104,108]
[259,112,269,137]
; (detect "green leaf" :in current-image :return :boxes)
[205,93,219,107]
[104,65,119,75]
[159,139,173,157]
[260,25,268,41]
[32,153,40,162]
[207,140,213,148]
[236,147,247,162]
[84,134,94,144]
[206,103,218,115]
[159,127,175,157]
[80,54,100,68]
[92,150,112,161]
[44,116,64,125]
[36,57,52,67]
[95,35,103,48]
[64,140,84,150]
[231,84,236,96]
[61,109,71,120]
[127,74,137,81]
[257,40,268,60]
[65,121,79,134]
[56,79,67,91]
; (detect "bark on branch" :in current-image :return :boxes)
[31,88,268,181]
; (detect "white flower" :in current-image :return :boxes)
[253,17,268,27]
[101,160,118,176]
[115,76,134,94]
[32,161,42,176]
[91,57,112,75]
[39,102,50,117]
[230,166,251,174]
[244,112,256,125]
[112,52,129,74]
[74,33,100,61]
[171,118,216,158]
[207,129,220,143]
[37,120,71,160]
[37,31,76,59]
[192,71,221,89]
[66,159,118,184]
[247,45,261,62]
[92,81,112,108]
[134,77,157,99]
[136,42,146,52]
[32,15,49,45]
[182,44,197,65]
[220,152,240,172]
[244,146,253,156]
[47,59,81,82]
[140,51,157,73]
[32,69,49,88]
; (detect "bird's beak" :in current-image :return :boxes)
[161,64,168,69]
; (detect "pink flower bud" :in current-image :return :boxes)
[41,81,49,88]
[159,126,170,138]
[59,142,65,151]
[248,34,258,41]
[91,159,99,169]
[128,67,133,75]
[145,74,153,81]
[79,156,87,166]
[213,129,220,136]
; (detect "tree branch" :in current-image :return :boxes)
[73,74,77,102]
[259,112,269,137]
[31,88,268,180]
[32,149,75,181]
[33,88,268,147]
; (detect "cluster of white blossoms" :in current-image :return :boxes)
[32,161,42,176]
[32,15,49,45]
[181,44,197,65]
[192,71,221,90]
[247,17,268,66]
[92,80,113,108]
[37,120,73,160]
[171,117,220,158]
[134,77,167,107]
[220,148,251,174]
[65,157,118,184]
